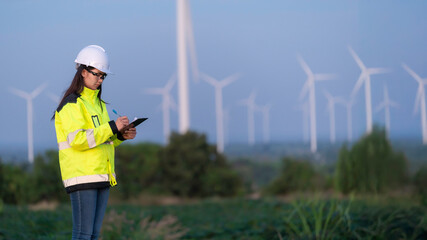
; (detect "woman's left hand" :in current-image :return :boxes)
[122,128,137,140]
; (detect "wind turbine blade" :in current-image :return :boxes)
[368,67,390,75]
[31,83,48,98]
[323,90,332,101]
[184,0,199,83]
[200,72,218,86]
[9,87,30,99]
[375,102,385,113]
[402,63,423,83]
[165,74,176,91]
[47,92,60,103]
[220,73,240,87]
[299,81,310,100]
[297,54,313,77]
[389,100,399,108]
[414,85,422,115]
[348,46,366,70]
[351,74,365,98]
[168,96,178,111]
[314,74,336,81]
[145,88,165,95]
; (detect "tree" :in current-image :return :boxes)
[29,150,67,202]
[335,126,408,194]
[114,142,163,199]
[158,131,242,197]
[263,157,327,195]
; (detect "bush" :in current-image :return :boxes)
[114,142,163,199]
[158,131,243,197]
[0,150,66,204]
[263,157,327,195]
[335,126,408,194]
[29,150,67,203]
[0,162,31,204]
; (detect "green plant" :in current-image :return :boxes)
[263,157,327,195]
[335,126,408,194]
[414,165,427,206]
[29,150,67,203]
[0,198,3,214]
[158,131,243,197]
[114,142,163,199]
[101,210,188,240]
[281,197,353,239]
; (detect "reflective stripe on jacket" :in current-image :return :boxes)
[55,87,123,193]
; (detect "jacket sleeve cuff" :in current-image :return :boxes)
[109,120,119,135]
[117,132,126,141]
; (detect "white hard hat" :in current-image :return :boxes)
[74,45,112,74]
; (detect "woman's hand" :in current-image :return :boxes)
[122,128,137,140]
[115,116,129,132]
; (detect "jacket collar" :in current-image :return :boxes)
[80,87,100,104]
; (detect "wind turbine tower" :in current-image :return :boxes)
[201,73,239,153]
[9,83,47,163]
[223,106,231,146]
[402,63,427,144]
[375,84,398,135]
[240,91,257,145]
[176,0,198,133]
[295,102,310,143]
[257,103,272,144]
[145,76,176,144]
[324,91,341,144]
[337,98,355,143]
[349,46,389,134]
[298,55,335,153]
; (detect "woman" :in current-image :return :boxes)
[54,45,136,240]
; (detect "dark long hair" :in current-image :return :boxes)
[51,65,104,120]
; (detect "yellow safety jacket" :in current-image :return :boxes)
[54,87,123,193]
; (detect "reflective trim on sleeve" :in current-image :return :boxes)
[63,173,116,187]
[58,140,112,150]
[86,129,96,148]
[58,141,71,150]
[67,129,85,143]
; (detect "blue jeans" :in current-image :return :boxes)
[69,188,110,240]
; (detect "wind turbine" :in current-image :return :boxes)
[176,0,199,133]
[349,46,389,134]
[324,91,341,144]
[9,83,47,163]
[145,75,177,144]
[239,91,257,146]
[402,63,427,144]
[223,106,231,147]
[46,92,60,104]
[298,55,335,153]
[375,84,398,135]
[201,73,239,153]
[337,97,355,143]
[256,103,272,144]
[295,102,310,143]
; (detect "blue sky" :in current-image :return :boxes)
[1,0,427,153]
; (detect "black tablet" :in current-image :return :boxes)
[122,117,148,131]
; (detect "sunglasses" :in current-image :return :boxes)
[86,69,107,80]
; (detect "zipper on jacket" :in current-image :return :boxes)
[107,159,117,186]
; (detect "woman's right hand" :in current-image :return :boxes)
[115,116,129,132]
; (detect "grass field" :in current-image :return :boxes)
[1,197,427,240]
